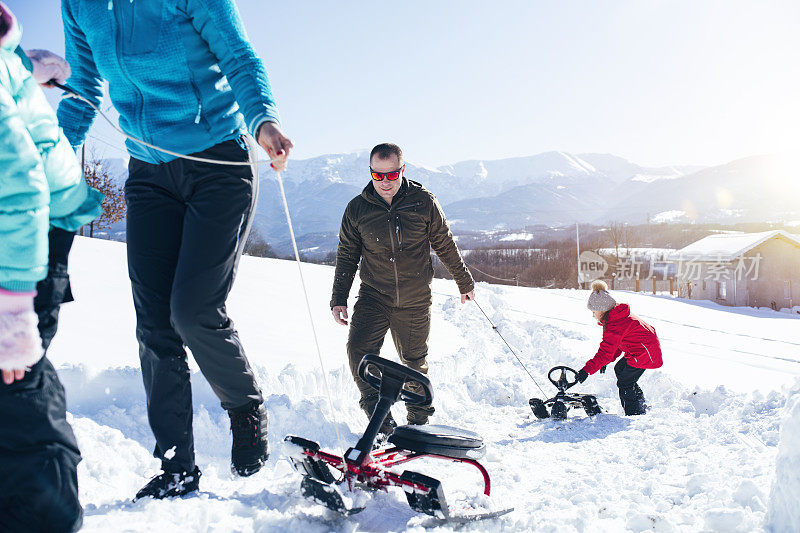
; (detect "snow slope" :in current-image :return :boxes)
[768,383,800,532]
[50,238,800,532]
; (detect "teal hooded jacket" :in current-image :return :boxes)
[0,14,103,292]
[56,0,281,164]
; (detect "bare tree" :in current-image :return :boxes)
[607,221,628,261]
[243,228,278,258]
[82,149,126,238]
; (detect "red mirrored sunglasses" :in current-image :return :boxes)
[370,165,404,181]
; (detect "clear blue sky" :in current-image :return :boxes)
[7,0,800,168]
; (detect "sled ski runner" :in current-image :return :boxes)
[285,354,513,521]
[421,507,515,526]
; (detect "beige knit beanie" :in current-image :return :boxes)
[587,280,617,312]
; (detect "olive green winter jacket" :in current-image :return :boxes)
[331,178,474,309]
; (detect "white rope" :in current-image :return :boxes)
[275,171,345,454]
[468,263,520,283]
[60,84,347,451]
[59,84,267,166]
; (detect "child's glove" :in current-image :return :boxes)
[576,369,589,383]
[0,290,43,378]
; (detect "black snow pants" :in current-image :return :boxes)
[126,138,262,473]
[615,357,647,415]
[346,292,435,425]
[0,228,83,533]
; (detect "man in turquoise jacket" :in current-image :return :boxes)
[0,3,104,531]
[57,0,294,499]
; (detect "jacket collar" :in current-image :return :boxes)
[361,177,410,208]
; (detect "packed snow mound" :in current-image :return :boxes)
[45,238,800,531]
[768,380,800,532]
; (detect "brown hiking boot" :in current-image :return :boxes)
[407,403,434,426]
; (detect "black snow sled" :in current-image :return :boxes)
[285,354,513,521]
[529,366,602,419]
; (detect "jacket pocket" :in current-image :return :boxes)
[643,343,653,362]
[123,1,164,55]
[189,80,210,131]
[425,256,434,282]
[395,201,424,212]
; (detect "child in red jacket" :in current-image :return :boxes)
[576,280,663,415]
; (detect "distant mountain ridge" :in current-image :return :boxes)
[93,151,798,257]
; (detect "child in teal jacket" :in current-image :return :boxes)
[0,6,102,299]
[0,3,102,531]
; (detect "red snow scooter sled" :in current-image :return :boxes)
[284,354,512,521]
[529,366,603,420]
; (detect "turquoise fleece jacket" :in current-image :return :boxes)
[0,15,103,292]
[57,0,281,164]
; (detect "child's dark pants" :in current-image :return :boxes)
[615,358,647,415]
[0,228,83,533]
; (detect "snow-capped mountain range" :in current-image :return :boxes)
[96,151,798,255]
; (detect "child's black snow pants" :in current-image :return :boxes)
[125,138,263,473]
[615,357,647,415]
[0,228,83,533]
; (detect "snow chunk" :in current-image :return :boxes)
[687,387,731,417]
[704,508,747,532]
[626,512,676,532]
[732,480,765,511]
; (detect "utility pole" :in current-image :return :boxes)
[576,222,581,289]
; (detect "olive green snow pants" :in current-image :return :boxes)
[346,294,435,425]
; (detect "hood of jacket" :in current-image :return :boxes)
[0,2,21,51]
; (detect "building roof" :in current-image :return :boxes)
[669,230,800,262]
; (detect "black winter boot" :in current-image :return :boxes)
[229,401,269,476]
[619,384,647,416]
[134,466,201,501]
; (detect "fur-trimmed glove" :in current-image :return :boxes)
[24,49,71,86]
[0,290,43,372]
[576,369,589,384]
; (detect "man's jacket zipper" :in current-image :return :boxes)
[387,208,400,306]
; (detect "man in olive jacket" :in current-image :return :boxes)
[331,143,474,430]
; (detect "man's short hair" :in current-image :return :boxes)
[370,143,403,165]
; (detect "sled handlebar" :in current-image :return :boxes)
[548,366,579,391]
[358,354,433,406]
[349,355,434,465]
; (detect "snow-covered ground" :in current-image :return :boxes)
[49,237,800,532]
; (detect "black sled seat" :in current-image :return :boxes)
[389,424,486,460]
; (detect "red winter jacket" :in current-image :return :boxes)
[582,304,663,375]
